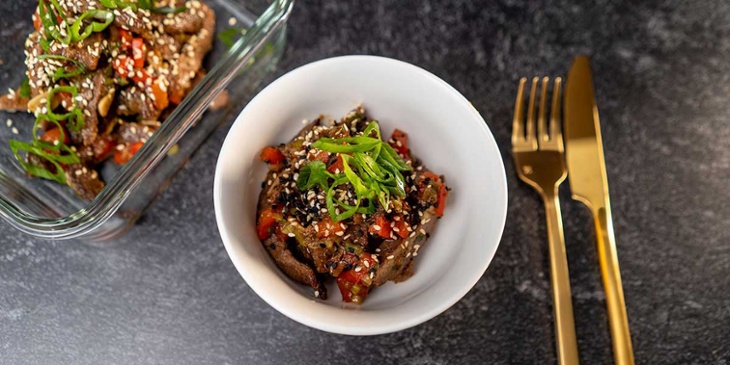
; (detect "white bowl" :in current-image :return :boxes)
[214,56,507,335]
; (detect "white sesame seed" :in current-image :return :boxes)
[387,255,395,260]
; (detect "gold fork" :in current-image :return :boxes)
[512,77,579,365]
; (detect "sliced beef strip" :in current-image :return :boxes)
[116,122,157,145]
[372,206,438,286]
[68,70,106,146]
[24,153,102,200]
[151,8,204,35]
[50,32,103,71]
[301,236,338,274]
[117,86,160,120]
[0,92,29,113]
[64,163,105,201]
[167,3,214,103]
[24,32,48,97]
[55,0,96,17]
[372,168,445,286]
[263,234,327,299]
[150,33,183,61]
[257,169,328,297]
[113,8,154,39]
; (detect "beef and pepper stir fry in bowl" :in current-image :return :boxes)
[256,107,449,304]
[0,0,217,200]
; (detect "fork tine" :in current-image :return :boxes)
[550,77,563,150]
[511,77,527,146]
[525,77,539,146]
[537,76,550,146]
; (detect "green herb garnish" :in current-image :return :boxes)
[102,0,187,14]
[297,160,329,191]
[39,0,114,44]
[36,55,88,81]
[296,121,412,222]
[9,116,80,184]
[9,84,84,183]
[150,6,187,14]
[19,78,31,99]
[44,86,84,132]
[218,27,247,49]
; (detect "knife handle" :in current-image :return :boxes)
[543,190,580,365]
[594,208,634,365]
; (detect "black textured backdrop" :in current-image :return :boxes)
[0,1,728,364]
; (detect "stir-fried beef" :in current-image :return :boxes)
[64,163,104,201]
[0,1,219,200]
[52,33,104,71]
[69,70,106,147]
[0,92,29,113]
[117,86,160,120]
[256,108,449,303]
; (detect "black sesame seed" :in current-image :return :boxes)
[268,244,276,250]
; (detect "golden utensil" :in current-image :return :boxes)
[564,55,634,365]
[512,76,580,365]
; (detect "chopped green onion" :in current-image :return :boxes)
[9,138,79,184]
[45,86,84,131]
[99,0,118,8]
[70,10,114,42]
[297,121,412,222]
[39,0,114,44]
[312,136,381,153]
[297,160,330,191]
[19,78,31,99]
[37,55,88,81]
[151,6,187,14]
[219,27,247,49]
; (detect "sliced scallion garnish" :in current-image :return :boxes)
[19,78,32,99]
[39,0,114,44]
[45,86,84,132]
[36,55,88,81]
[297,121,411,222]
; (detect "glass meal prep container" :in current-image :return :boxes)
[0,0,294,242]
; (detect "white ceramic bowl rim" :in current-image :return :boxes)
[214,55,508,335]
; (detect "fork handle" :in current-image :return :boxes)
[594,208,634,365]
[543,190,580,365]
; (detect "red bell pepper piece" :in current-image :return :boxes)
[39,127,69,145]
[327,155,344,174]
[257,208,281,240]
[113,142,144,165]
[132,37,146,69]
[260,146,285,165]
[389,129,409,157]
[368,214,392,239]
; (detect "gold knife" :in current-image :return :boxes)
[563,55,635,365]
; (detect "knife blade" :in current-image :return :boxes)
[564,55,635,365]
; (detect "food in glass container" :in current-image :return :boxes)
[256,107,449,303]
[0,0,219,200]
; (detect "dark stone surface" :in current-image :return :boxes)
[1,0,729,364]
